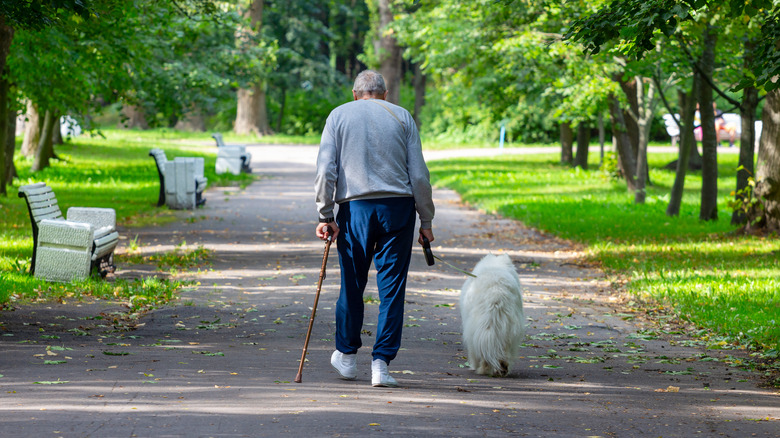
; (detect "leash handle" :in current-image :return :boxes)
[421,235,435,266]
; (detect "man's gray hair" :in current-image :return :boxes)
[353,70,387,97]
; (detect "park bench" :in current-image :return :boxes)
[18,182,119,282]
[211,133,252,175]
[149,149,207,210]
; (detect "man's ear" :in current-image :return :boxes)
[382,90,389,100]
[353,90,359,101]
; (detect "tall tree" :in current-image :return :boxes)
[235,0,273,136]
[666,76,701,216]
[574,122,590,170]
[394,0,611,148]
[0,0,89,193]
[732,39,759,225]
[608,93,638,190]
[32,109,56,172]
[374,0,402,104]
[559,122,574,166]
[755,88,780,231]
[566,0,780,227]
[698,25,718,221]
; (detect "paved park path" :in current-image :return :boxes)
[1,145,778,437]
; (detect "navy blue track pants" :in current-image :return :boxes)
[335,197,416,364]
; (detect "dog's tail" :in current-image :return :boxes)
[468,302,525,374]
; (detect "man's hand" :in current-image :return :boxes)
[316,222,339,241]
[418,228,434,245]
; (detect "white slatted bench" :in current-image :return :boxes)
[18,182,119,282]
[149,149,207,210]
[211,133,252,174]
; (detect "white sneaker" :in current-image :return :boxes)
[371,359,398,387]
[331,350,357,380]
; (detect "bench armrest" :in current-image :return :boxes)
[38,219,94,249]
[195,176,208,193]
[66,207,117,230]
[193,157,205,179]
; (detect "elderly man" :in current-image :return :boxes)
[315,70,435,387]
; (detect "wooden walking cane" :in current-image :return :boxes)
[294,228,332,383]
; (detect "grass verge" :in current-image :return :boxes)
[428,152,779,360]
[0,128,248,307]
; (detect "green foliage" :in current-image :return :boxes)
[268,85,352,136]
[428,152,780,351]
[393,0,613,144]
[564,0,691,57]
[565,0,780,91]
[7,0,274,129]
[727,169,765,228]
[0,0,91,30]
[751,7,780,91]
[262,0,352,133]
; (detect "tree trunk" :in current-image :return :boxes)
[732,85,758,225]
[52,116,63,145]
[617,74,640,158]
[698,26,718,221]
[121,104,149,129]
[559,122,574,165]
[174,110,206,132]
[5,103,16,184]
[32,109,56,172]
[0,18,13,196]
[235,0,272,136]
[21,100,40,157]
[688,134,703,169]
[376,0,402,104]
[732,40,759,225]
[0,76,8,196]
[629,76,657,204]
[574,122,590,169]
[754,88,780,231]
[276,88,286,133]
[598,113,605,167]
[608,94,637,191]
[235,83,272,135]
[346,0,362,79]
[412,62,426,129]
[0,16,12,76]
[667,73,701,216]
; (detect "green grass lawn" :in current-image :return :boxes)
[0,128,252,306]
[428,152,780,355]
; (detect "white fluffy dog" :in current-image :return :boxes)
[460,254,525,377]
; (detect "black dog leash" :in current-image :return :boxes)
[422,236,477,278]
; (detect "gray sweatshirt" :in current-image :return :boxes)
[315,98,435,229]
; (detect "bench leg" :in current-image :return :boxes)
[92,253,116,278]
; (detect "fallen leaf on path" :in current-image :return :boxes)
[655,386,680,393]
